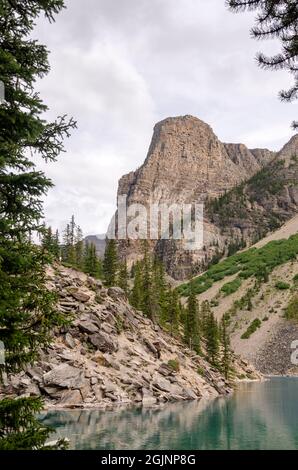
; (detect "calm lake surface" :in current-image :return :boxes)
[40,377,298,450]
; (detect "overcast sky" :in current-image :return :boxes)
[33,0,297,236]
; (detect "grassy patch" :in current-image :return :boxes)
[221,277,242,296]
[241,318,262,339]
[167,359,180,372]
[197,366,205,377]
[178,234,298,297]
[275,281,290,290]
[285,295,298,320]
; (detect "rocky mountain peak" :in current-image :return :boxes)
[115,115,279,277]
[118,115,273,208]
[277,133,298,165]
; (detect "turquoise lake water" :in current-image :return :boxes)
[40,377,298,450]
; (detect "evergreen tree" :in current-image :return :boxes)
[220,314,232,380]
[84,242,102,278]
[53,229,60,260]
[0,0,75,449]
[168,289,180,336]
[227,0,298,129]
[256,264,269,283]
[41,225,60,260]
[62,216,76,265]
[62,223,70,261]
[117,261,128,295]
[205,304,219,365]
[201,300,210,336]
[130,261,143,310]
[103,239,118,286]
[0,398,67,450]
[74,225,84,268]
[69,215,76,246]
[184,283,201,353]
[141,244,155,319]
[152,257,168,324]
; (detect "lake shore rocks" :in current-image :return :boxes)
[0,264,261,409]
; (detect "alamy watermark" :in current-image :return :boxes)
[0,80,5,104]
[290,340,298,365]
[107,195,204,251]
[0,341,5,365]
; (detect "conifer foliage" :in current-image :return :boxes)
[184,283,201,353]
[220,314,232,379]
[0,0,75,449]
[129,246,179,326]
[43,215,103,278]
[103,239,118,287]
[227,0,298,128]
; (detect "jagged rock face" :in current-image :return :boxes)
[0,265,260,409]
[118,115,273,204]
[115,115,275,279]
[208,134,298,246]
[278,134,298,166]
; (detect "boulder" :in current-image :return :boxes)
[60,389,82,405]
[43,364,86,389]
[143,339,158,357]
[93,385,103,402]
[89,332,118,353]
[158,363,174,377]
[92,351,112,367]
[87,277,103,290]
[26,383,41,397]
[141,388,157,405]
[68,287,90,303]
[152,374,184,395]
[108,287,126,300]
[78,320,99,335]
[42,385,64,399]
[182,388,198,400]
[100,322,116,335]
[26,366,43,383]
[64,333,75,349]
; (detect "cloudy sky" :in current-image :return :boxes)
[33,0,297,236]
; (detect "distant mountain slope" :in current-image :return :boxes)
[206,134,298,244]
[84,234,106,258]
[178,216,298,375]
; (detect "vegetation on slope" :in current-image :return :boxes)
[206,157,297,242]
[285,295,298,321]
[178,234,298,297]
[241,318,262,340]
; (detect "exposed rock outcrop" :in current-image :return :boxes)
[0,265,260,409]
[114,115,278,279]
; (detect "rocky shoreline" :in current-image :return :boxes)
[0,265,261,409]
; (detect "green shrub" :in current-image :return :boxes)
[275,281,290,290]
[241,318,262,339]
[285,295,298,320]
[167,359,180,372]
[221,277,242,296]
[178,234,298,298]
[115,315,124,334]
[197,366,205,377]
[293,274,298,282]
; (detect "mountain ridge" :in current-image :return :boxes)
[114,115,297,279]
